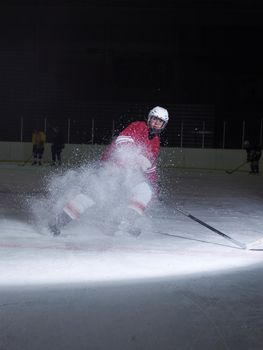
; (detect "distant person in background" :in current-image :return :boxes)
[32,129,46,165]
[51,126,65,166]
[244,140,262,174]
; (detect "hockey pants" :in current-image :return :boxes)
[63,181,153,221]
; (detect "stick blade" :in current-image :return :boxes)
[247,238,263,250]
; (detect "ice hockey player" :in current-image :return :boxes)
[48,106,169,236]
[50,126,65,166]
[244,140,262,174]
[32,129,46,165]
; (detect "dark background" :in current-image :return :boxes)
[0,0,262,147]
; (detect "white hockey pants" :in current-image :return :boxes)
[63,193,95,220]
[128,181,153,215]
[63,181,152,220]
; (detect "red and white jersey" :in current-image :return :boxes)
[101,121,160,187]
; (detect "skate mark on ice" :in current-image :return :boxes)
[157,231,242,250]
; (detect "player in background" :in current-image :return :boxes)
[244,140,262,174]
[32,129,46,165]
[48,106,169,236]
[50,126,65,166]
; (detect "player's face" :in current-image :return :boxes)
[150,116,164,130]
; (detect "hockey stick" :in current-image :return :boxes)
[19,154,33,166]
[175,207,247,249]
[225,161,247,174]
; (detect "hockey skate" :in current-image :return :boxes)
[48,211,72,236]
[116,207,142,237]
[49,193,95,236]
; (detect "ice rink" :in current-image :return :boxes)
[0,163,263,350]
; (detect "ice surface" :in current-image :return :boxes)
[0,163,263,349]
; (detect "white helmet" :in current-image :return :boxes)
[147,106,169,133]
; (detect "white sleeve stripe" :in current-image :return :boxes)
[116,139,134,145]
[116,136,134,141]
[144,167,156,173]
[115,136,134,144]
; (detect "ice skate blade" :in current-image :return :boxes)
[114,230,127,237]
[114,227,141,238]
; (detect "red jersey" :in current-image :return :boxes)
[101,121,160,187]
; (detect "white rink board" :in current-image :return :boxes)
[0,141,260,171]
